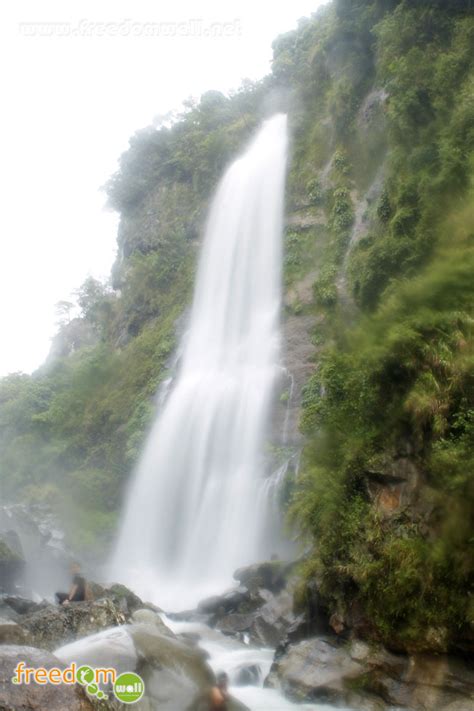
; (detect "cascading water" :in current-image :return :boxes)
[110,114,288,609]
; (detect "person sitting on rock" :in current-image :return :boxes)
[210,671,230,710]
[55,562,86,605]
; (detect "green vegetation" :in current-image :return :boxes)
[0,86,267,553]
[293,201,474,646]
[0,0,472,649]
[287,0,474,649]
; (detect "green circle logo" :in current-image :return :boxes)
[113,672,145,704]
[76,666,95,686]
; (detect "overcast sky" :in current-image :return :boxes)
[0,0,326,376]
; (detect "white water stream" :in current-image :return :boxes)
[164,616,355,711]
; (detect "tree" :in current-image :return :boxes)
[54,300,75,328]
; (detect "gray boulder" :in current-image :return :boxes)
[216,588,296,647]
[216,612,255,636]
[55,626,139,675]
[0,598,20,622]
[265,636,363,703]
[20,598,126,650]
[1,594,51,617]
[88,582,165,623]
[89,582,146,618]
[266,635,474,711]
[197,587,249,616]
[131,608,175,637]
[249,589,295,646]
[0,617,32,645]
[233,560,295,594]
[55,620,249,711]
[129,622,214,710]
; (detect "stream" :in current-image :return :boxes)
[164,615,353,711]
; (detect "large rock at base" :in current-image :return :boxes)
[131,608,175,637]
[19,599,126,650]
[249,589,295,646]
[55,626,139,675]
[216,588,296,647]
[54,621,238,711]
[266,636,474,711]
[265,637,363,703]
[216,612,255,636]
[359,649,474,710]
[0,645,97,710]
[129,622,214,710]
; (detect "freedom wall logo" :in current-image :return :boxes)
[113,672,146,703]
[12,662,145,704]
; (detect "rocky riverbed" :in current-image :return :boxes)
[0,535,473,711]
[167,561,474,711]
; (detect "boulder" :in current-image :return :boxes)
[55,621,218,711]
[216,612,255,636]
[249,589,295,646]
[88,582,146,618]
[0,598,20,622]
[131,608,175,637]
[197,584,274,633]
[361,651,474,710]
[197,587,249,616]
[128,623,212,685]
[129,623,250,710]
[215,588,296,647]
[265,636,363,703]
[0,645,97,710]
[441,702,474,711]
[1,594,51,617]
[99,583,145,617]
[233,561,295,594]
[179,632,204,649]
[20,598,126,650]
[55,626,139,676]
[0,617,31,645]
[266,635,474,711]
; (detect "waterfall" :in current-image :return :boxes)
[110,114,288,609]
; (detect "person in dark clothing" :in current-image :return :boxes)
[210,672,230,710]
[56,562,86,605]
